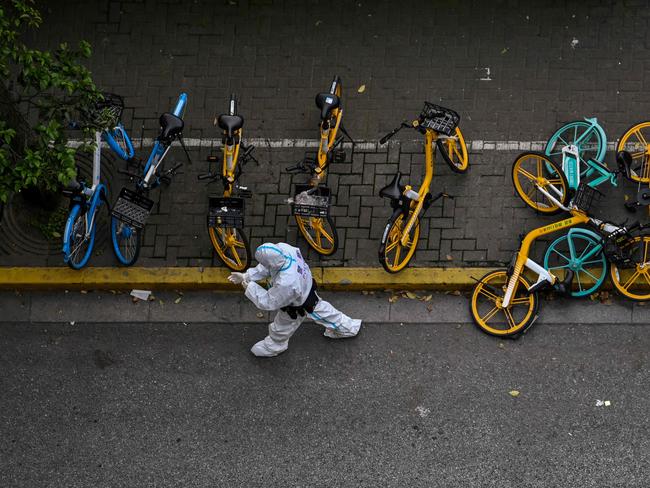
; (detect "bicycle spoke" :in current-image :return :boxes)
[481,306,500,323]
[319,224,335,246]
[622,270,642,290]
[478,286,499,302]
[393,243,402,267]
[580,267,600,282]
[510,296,531,305]
[550,248,571,264]
[575,271,583,291]
[567,235,576,259]
[230,245,243,267]
[503,308,516,328]
[633,129,648,147]
[581,259,604,266]
[547,178,564,185]
[642,271,650,287]
[517,168,536,182]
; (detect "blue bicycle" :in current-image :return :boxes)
[62,93,135,269]
[62,92,189,269]
[109,92,190,266]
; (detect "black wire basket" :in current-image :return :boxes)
[87,92,124,129]
[111,187,154,229]
[292,185,331,218]
[573,182,601,212]
[207,197,245,228]
[419,102,460,136]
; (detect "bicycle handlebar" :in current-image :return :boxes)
[379,122,416,145]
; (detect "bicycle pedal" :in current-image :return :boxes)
[552,270,574,296]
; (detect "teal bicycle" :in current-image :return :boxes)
[512,118,636,215]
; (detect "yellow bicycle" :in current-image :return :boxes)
[198,94,257,271]
[286,75,353,256]
[471,155,650,337]
[617,122,650,215]
[377,102,469,273]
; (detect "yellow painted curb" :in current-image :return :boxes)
[0,266,492,291]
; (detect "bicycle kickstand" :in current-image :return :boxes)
[178,136,192,165]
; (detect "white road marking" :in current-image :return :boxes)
[67,138,622,152]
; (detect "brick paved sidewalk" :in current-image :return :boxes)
[1,0,647,268]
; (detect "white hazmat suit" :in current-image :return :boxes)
[232,242,361,357]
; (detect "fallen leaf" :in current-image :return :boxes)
[357,84,366,93]
[256,312,264,318]
[624,194,630,201]
[501,47,509,54]
[446,254,454,261]
[498,342,505,349]
[405,292,417,299]
[174,297,182,304]
[159,300,164,306]
[80,290,87,294]
[426,304,433,312]
[362,290,369,295]
[604,400,611,406]
[52,231,61,238]
[450,290,461,296]
[420,294,432,302]
[315,19,322,26]
[509,390,520,397]
[388,295,399,303]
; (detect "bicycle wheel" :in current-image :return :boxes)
[378,209,420,273]
[209,226,251,271]
[295,215,339,256]
[436,126,469,173]
[105,125,134,161]
[610,235,650,301]
[111,216,142,266]
[470,270,539,337]
[512,152,569,214]
[616,121,650,183]
[544,229,607,297]
[545,120,607,177]
[64,205,95,270]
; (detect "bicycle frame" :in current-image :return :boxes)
[141,93,188,188]
[501,180,626,307]
[502,213,590,307]
[314,77,343,183]
[561,144,617,190]
[399,129,437,245]
[62,131,108,261]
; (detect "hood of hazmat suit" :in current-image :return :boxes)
[244,242,313,311]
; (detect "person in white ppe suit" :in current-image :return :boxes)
[228,242,362,357]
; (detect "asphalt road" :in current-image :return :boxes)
[0,320,648,487]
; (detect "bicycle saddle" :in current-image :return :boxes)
[379,172,404,200]
[315,92,340,120]
[159,113,184,141]
[218,114,244,138]
[616,151,634,180]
